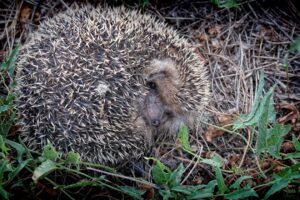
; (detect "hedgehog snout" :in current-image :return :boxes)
[142,90,165,128]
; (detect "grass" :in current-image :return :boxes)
[0,49,299,199]
[0,0,300,199]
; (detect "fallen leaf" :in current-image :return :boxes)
[205,126,224,142]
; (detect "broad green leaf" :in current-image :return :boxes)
[230,176,253,189]
[150,158,171,185]
[215,167,229,194]
[5,139,26,163]
[267,124,291,158]
[225,188,258,200]
[32,160,58,183]
[264,178,289,200]
[42,143,60,161]
[178,125,192,151]
[292,134,300,151]
[118,186,145,200]
[168,163,185,187]
[201,153,224,168]
[256,87,275,156]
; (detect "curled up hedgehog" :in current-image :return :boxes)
[15,5,210,165]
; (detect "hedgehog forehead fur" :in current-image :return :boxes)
[15,5,210,165]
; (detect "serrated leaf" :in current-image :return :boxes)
[215,167,229,194]
[267,124,291,158]
[284,152,300,160]
[42,144,60,161]
[256,87,275,156]
[233,71,265,130]
[225,188,258,200]
[178,125,192,152]
[292,134,300,151]
[172,185,204,195]
[168,163,185,187]
[230,176,253,189]
[66,151,81,164]
[150,158,171,185]
[201,153,224,168]
[264,178,289,200]
[118,186,145,200]
[32,160,57,183]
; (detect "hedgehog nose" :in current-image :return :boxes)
[151,119,160,127]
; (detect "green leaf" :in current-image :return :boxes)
[215,166,229,194]
[225,188,258,200]
[267,124,291,158]
[256,87,275,156]
[0,105,9,114]
[201,153,224,168]
[190,192,214,199]
[233,71,265,130]
[150,158,171,185]
[178,125,192,152]
[0,186,11,200]
[292,134,300,151]
[290,37,300,54]
[159,189,172,200]
[230,176,253,189]
[264,178,289,200]
[0,46,20,78]
[118,186,145,200]
[5,139,26,163]
[168,163,185,187]
[32,160,58,183]
[42,143,60,161]
[6,159,31,186]
[66,151,81,164]
[61,180,100,189]
[285,152,300,160]
[0,135,10,156]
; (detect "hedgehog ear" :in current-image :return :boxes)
[145,59,180,87]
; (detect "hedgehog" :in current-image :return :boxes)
[15,5,210,165]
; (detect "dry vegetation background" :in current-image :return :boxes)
[0,0,300,199]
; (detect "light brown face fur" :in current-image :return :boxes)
[142,59,192,140]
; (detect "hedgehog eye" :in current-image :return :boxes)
[165,110,173,118]
[147,81,157,90]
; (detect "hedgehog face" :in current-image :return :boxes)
[142,59,188,139]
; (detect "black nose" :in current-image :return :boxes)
[151,119,160,127]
